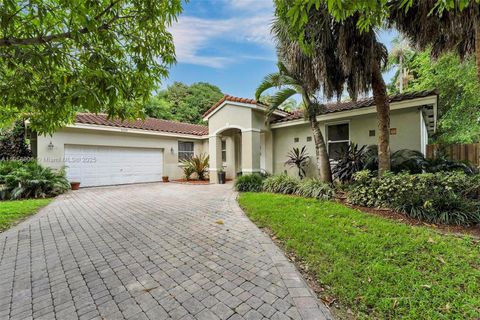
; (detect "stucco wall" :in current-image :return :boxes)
[37,127,207,180]
[272,108,423,178]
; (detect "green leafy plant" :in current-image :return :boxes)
[0,161,70,200]
[0,122,32,160]
[180,153,209,181]
[181,164,195,180]
[234,174,264,192]
[295,179,334,200]
[262,174,299,194]
[332,143,366,183]
[348,170,480,226]
[285,146,310,179]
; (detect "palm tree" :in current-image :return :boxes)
[388,36,414,92]
[256,62,333,183]
[389,1,480,82]
[296,9,391,174]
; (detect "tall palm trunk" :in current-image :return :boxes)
[308,108,332,183]
[475,21,480,82]
[371,61,391,175]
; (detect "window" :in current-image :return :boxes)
[327,123,349,161]
[369,130,375,137]
[221,140,227,162]
[178,141,194,161]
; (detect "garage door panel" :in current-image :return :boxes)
[64,145,164,187]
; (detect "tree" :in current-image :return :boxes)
[0,0,183,133]
[256,62,333,183]
[0,122,32,160]
[389,1,480,82]
[391,50,480,143]
[258,95,298,111]
[387,36,414,93]
[275,2,392,174]
[283,0,480,81]
[143,82,224,124]
[143,95,174,121]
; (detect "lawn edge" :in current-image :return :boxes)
[0,197,57,234]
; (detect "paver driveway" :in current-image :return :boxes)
[0,183,331,320]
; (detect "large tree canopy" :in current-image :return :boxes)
[0,0,183,133]
[144,82,224,124]
[389,50,480,144]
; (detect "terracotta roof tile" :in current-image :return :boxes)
[272,89,438,123]
[75,113,208,136]
[203,95,269,118]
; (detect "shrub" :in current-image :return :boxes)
[262,174,299,194]
[285,146,310,179]
[0,161,70,200]
[180,153,209,180]
[348,170,480,226]
[332,144,366,183]
[181,164,195,180]
[234,174,264,192]
[295,179,334,200]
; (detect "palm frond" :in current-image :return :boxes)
[266,88,298,118]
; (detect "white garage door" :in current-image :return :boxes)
[64,145,164,187]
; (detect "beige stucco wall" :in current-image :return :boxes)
[207,103,270,182]
[272,108,423,178]
[37,127,207,180]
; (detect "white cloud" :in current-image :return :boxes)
[169,2,275,68]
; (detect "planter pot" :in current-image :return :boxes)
[70,182,81,190]
[162,176,169,183]
[217,172,226,184]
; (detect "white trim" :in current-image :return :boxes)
[242,168,261,173]
[326,121,350,161]
[270,96,438,129]
[241,128,261,133]
[203,100,288,121]
[67,123,208,140]
[212,125,245,136]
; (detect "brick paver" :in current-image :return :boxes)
[0,183,332,319]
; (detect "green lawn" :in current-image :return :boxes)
[0,199,52,231]
[238,193,480,320]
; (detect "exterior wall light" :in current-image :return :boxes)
[48,141,54,150]
[170,147,174,154]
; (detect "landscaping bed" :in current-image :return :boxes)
[0,198,52,231]
[239,192,480,319]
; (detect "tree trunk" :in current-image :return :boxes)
[308,113,333,183]
[399,55,403,93]
[475,21,480,83]
[371,61,391,175]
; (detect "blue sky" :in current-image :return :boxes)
[166,0,397,100]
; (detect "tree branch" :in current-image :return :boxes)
[0,0,123,47]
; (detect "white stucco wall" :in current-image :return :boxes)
[37,126,207,180]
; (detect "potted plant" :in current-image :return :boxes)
[162,176,169,182]
[70,181,81,190]
[217,168,226,184]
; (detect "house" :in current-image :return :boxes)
[36,90,437,186]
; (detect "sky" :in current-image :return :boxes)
[166,0,398,100]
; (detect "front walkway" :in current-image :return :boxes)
[0,183,331,320]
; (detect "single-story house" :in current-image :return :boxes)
[35,89,437,186]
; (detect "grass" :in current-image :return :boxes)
[0,198,52,231]
[238,192,480,319]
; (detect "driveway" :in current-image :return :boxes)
[0,183,331,320]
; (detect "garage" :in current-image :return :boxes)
[64,145,164,187]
